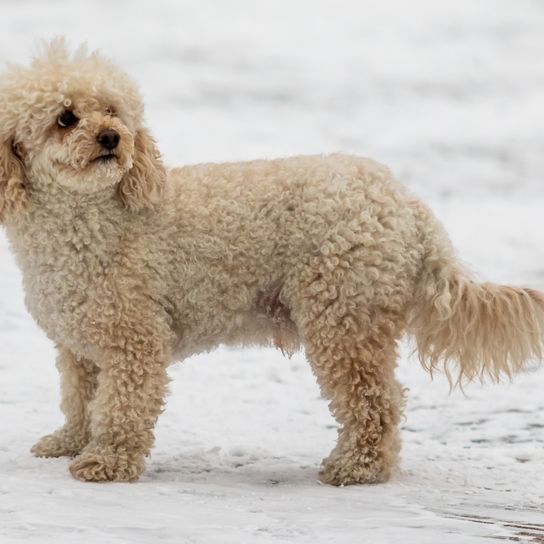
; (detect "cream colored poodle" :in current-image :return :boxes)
[1,40,543,484]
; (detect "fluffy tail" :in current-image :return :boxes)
[407,205,544,385]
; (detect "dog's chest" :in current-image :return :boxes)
[7,212,119,349]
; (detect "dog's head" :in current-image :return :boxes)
[0,39,165,223]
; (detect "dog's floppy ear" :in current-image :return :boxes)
[118,128,165,211]
[0,139,27,224]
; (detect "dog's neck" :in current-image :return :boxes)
[27,177,122,217]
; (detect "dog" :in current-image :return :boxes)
[0,40,543,484]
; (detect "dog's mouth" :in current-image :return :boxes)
[91,153,117,164]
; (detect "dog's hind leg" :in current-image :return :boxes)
[31,347,98,458]
[288,256,406,486]
[305,310,404,485]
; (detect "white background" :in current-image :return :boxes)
[0,1,543,542]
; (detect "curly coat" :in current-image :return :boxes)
[1,41,543,484]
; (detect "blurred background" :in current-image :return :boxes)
[3,0,543,200]
[1,2,543,543]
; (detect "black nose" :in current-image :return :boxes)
[97,129,120,151]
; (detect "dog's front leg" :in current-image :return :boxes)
[31,347,98,458]
[69,330,169,482]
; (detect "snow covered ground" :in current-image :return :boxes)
[1,0,544,542]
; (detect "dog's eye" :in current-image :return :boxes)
[57,110,78,128]
[105,106,115,116]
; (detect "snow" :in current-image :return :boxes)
[1,0,544,542]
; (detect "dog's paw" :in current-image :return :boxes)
[69,449,145,482]
[31,431,87,458]
[318,451,391,486]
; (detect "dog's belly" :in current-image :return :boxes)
[164,276,300,361]
[168,310,300,361]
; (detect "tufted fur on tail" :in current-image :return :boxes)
[408,205,544,386]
